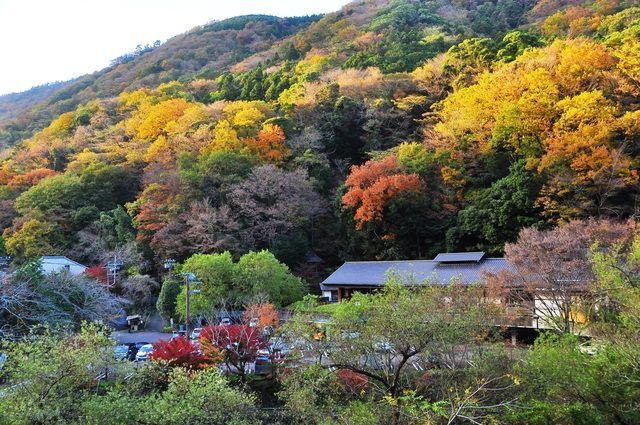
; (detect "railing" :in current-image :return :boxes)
[496,306,540,328]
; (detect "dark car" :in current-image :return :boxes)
[254,356,272,375]
[114,344,130,360]
[114,343,138,361]
[127,342,149,361]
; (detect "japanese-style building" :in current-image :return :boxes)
[320,251,509,302]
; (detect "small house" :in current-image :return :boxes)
[39,256,88,276]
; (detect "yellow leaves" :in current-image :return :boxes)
[554,90,617,132]
[145,135,172,164]
[435,70,506,150]
[66,149,102,174]
[164,105,208,137]
[119,88,152,110]
[294,52,335,80]
[221,100,273,135]
[134,98,191,141]
[614,40,640,93]
[202,120,242,154]
[230,105,265,129]
[539,91,618,176]
[42,112,74,139]
[553,39,616,94]
[507,374,521,386]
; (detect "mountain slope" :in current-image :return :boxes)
[0,80,74,123]
[0,0,638,271]
[0,14,320,148]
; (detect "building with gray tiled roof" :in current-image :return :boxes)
[320,252,510,302]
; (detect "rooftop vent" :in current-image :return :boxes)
[433,252,486,263]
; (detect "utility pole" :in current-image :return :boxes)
[105,256,124,287]
[180,272,201,338]
[185,273,191,338]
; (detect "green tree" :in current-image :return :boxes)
[182,252,235,303]
[447,160,543,255]
[81,367,260,425]
[4,218,58,261]
[284,279,514,425]
[233,250,306,307]
[99,205,136,249]
[0,324,120,424]
[156,276,184,322]
[511,333,640,425]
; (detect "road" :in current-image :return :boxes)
[113,331,170,344]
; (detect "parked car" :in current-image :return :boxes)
[114,344,131,360]
[135,344,154,362]
[219,317,232,326]
[254,356,272,375]
[190,328,203,340]
[248,318,259,327]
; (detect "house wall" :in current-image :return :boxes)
[40,259,87,276]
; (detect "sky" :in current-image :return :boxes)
[0,0,351,95]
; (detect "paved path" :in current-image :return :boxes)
[113,331,171,344]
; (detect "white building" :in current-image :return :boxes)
[39,256,87,276]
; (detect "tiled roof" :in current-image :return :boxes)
[320,256,510,290]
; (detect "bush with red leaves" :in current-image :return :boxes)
[337,369,368,394]
[199,325,268,381]
[149,336,213,370]
[85,264,108,283]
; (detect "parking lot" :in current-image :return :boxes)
[113,330,169,345]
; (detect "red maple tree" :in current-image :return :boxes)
[85,264,108,283]
[342,155,422,229]
[337,369,368,394]
[149,336,214,370]
[199,325,268,382]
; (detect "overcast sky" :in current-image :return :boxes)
[0,0,351,95]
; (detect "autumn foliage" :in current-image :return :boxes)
[336,369,368,394]
[150,336,214,370]
[199,325,267,381]
[245,124,290,163]
[85,264,108,283]
[342,155,422,229]
[243,302,280,329]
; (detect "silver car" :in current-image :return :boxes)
[135,344,154,362]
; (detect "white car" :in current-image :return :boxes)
[135,344,154,362]
[190,328,203,340]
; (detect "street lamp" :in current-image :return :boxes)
[181,272,201,337]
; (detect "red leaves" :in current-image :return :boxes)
[199,325,267,367]
[337,369,368,393]
[7,168,57,190]
[85,264,108,283]
[342,155,422,229]
[150,336,213,370]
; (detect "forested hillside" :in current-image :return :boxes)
[0,14,320,147]
[0,80,74,123]
[0,0,638,279]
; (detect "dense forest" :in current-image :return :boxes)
[0,0,639,279]
[1,1,640,424]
